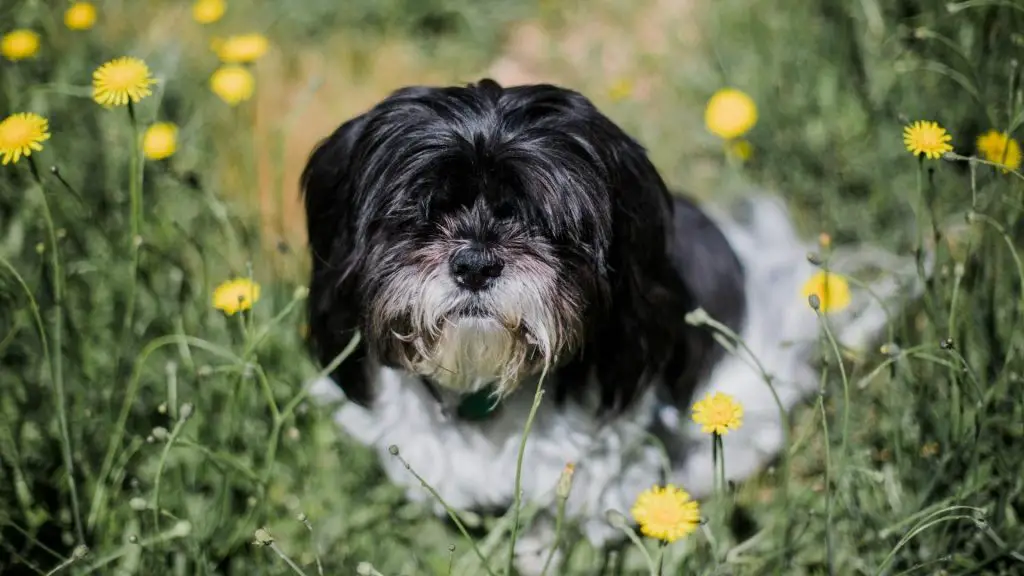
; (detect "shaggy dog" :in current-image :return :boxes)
[302,79,922,572]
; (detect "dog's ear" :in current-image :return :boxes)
[302,115,373,406]
[567,139,711,413]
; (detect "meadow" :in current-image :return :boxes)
[1,0,1024,574]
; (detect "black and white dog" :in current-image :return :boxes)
[303,79,921,572]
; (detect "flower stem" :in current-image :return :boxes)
[115,102,144,420]
[507,365,551,575]
[815,309,851,483]
[391,449,497,576]
[267,541,310,576]
[817,368,835,576]
[28,158,84,546]
[655,540,667,575]
[539,497,568,576]
[151,413,191,530]
[715,433,726,497]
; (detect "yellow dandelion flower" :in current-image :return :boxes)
[818,232,832,249]
[801,270,851,314]
[608,78,633,103]
[92,57,157,107]
[705,88,757,140]
[903,120,953,160]
[212,278,261,315]
[920,441,939,459]
[210,65,255,105]
[976,130,1021,172]
[2,29,41,61]
[193,0,226,24]
[691,391,743,435]
[214,33,269,64]
[630,485,701,543]
[65,2,98,30]
[0,112,51,165]
[143,122,178,160]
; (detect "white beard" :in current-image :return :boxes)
[410,316,524,395]
[371,241,579,398]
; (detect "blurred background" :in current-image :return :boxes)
[2,0,1023,574]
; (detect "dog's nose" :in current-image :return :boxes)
[450,245,503,291]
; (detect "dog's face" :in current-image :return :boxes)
[303,79,704,411]
[361,130,599,395]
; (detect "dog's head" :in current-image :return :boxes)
[302,79,700,411]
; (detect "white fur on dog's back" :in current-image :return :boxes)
[667,195,923,496]
[308,194,925,574]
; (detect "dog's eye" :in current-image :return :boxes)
[492,201,516,220]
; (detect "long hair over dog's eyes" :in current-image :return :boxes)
[491,199,517,221]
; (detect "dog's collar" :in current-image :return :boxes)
[419,377,503,421]
[455,386,503,420]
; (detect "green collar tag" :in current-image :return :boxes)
[455,386,502,421]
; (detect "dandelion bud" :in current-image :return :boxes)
[128,534,139,544]
[72,545,90,560]
[388,444,400,456]
[253,527,274,546]
[145,435,155,444]
[808,294,821,311]
[293,285,309,300]
[49,165,60,175]
[151,426,169,441]
[953,262,965,278]
[296,512,308,523]
[605,509,628,529]
[157,402,167,414]
[879,342,901,356]
[973,517,989,531]
[133,235,143,248]
[965,211,977,224]
[179,402,194,421]
[942,151,959,162]
[448,544,456,552]
[806,252,823,266]
[683,307,710,326]
[356,562,374,576]
[35,242,45,254]
[556,462,576,500]
[818,233,832,249]
[129,497,147,511]
[171,520,192,538]
[197,365,212,377]
[940,337,954,350]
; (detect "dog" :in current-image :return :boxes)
[302,79,923,573]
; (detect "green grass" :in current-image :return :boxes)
[2,0,1024,574]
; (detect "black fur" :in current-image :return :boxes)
[301,78,746,413]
